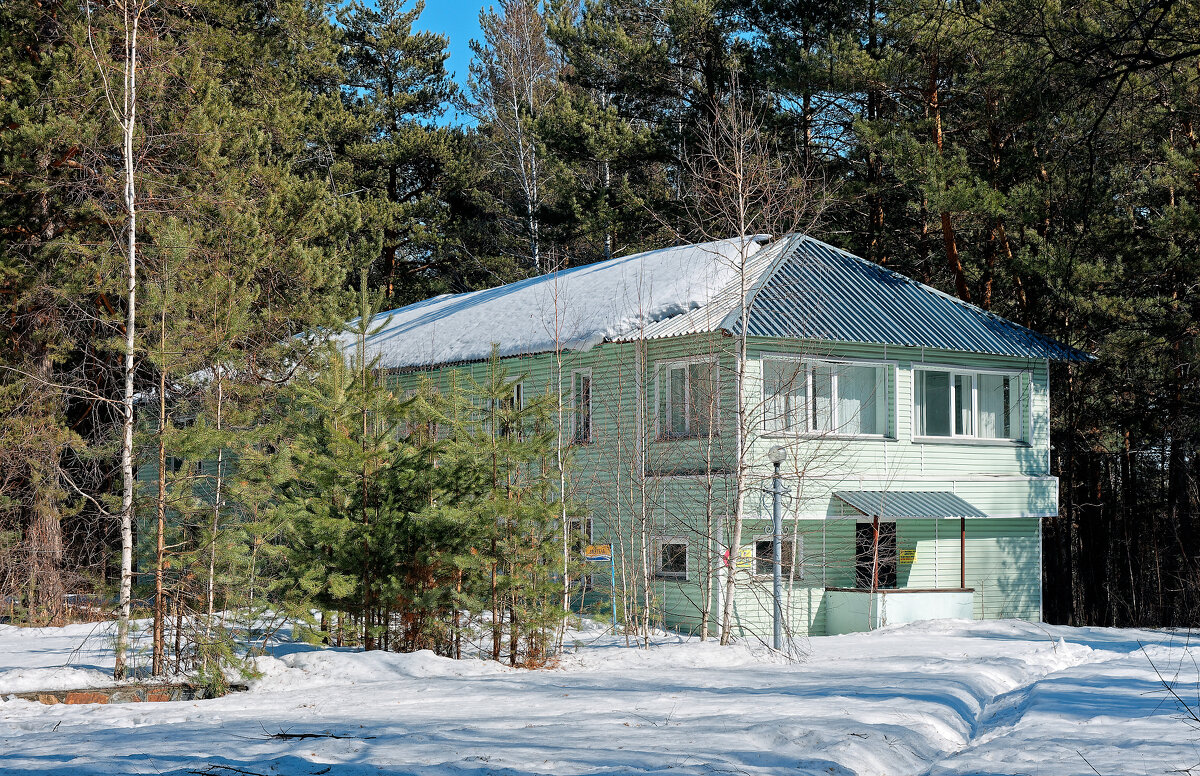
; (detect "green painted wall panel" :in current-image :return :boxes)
[371,331,1051,640]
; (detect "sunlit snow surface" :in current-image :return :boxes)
[335,237,767,370]
[1,619,1197,775]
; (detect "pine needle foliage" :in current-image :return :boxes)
[275,278,574,660]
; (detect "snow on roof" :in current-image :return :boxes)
[340,232,1091,370]
[609,236,793,343]
[343,236,770,370]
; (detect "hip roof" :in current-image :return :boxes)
[348,234,1093,369]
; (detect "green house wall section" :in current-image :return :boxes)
[387,331,1053,639]
[646,516,1040,638]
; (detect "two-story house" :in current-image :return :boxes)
[369,234,1091,639]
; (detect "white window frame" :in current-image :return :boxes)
[761,354,894,439]
[494,381,525,437]
[912,365,1031,443]
[654,357,720,440]
[570,369,593,445]
[654,536,689,581]
[751,534,804,581]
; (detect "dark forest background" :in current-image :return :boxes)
[3,0,1199,631]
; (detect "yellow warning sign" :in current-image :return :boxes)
[899,548,916,564]
[583,544,612,562]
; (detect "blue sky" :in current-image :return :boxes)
[414,1,489,88]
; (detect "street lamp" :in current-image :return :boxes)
[767,445,787,650]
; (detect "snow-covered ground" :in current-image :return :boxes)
[1,619,1197,775]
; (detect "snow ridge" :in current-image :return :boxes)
[1,619,1196,776]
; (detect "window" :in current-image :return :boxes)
[978,373,1015,439]
[763,358,889,437]
[753,537,801,579]
[658,360,718,439]
[404,388,441,442]
[763,359,806,431]
[855,521,897,590]
[572,371,592,444]
[914,368,1026,441]
[655,539,688,580]
[496,382,523,412]
[497,382,524,438]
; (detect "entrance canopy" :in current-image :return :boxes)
[834,491,987,520]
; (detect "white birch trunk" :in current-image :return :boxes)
[719,227,751,644]
[114,2,141,681]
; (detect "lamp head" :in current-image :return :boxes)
[768,445,787,466]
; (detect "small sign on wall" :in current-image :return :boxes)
[583,545,612,562]
[899,548,917,565]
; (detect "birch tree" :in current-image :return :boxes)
[85,0,150,680]
[677,79,827,644]
[469,0,559,272]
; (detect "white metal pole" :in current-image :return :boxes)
[772,460,783,651]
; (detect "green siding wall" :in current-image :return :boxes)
[371,333,1054,639]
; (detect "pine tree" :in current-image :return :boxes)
[332,0,458,305]
[277,272,408,649]
[465,350,570,664]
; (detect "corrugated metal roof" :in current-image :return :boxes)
[612,234,1092,362]
[730,236,1091,361]
[612,237,793,343]
[834,491,988,519]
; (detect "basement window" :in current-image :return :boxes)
[753,537,801,579]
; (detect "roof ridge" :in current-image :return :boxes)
[802,234,1018,323]
[716,234,802,333]
[730,233,1092,362]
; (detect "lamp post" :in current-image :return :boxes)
[768,445,787,651]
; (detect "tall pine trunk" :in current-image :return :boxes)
[204,367,224,651]
[927,53,970,303]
